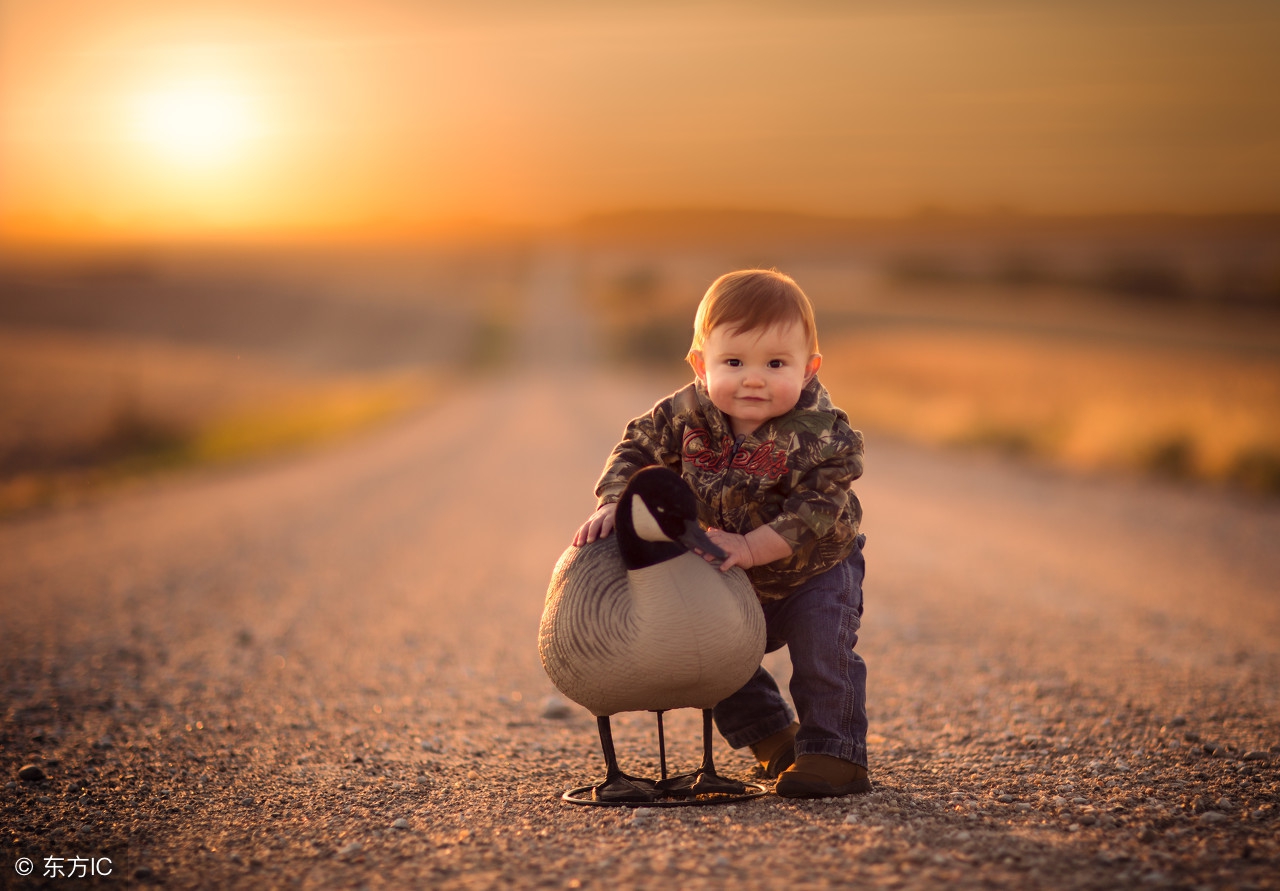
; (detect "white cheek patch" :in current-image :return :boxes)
[630,495,673,543]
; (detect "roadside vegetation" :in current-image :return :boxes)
[0,327,437,516]
[0,246,530,517]
[818,327,1280,495]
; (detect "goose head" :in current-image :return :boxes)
[614,466,726,570]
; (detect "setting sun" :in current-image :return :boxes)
[132,79,256,167]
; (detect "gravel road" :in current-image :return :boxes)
[3,254,1278,889]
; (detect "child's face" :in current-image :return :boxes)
[689,322,821,436]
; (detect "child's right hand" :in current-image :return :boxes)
[572,503,617,546]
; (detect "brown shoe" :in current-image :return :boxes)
[749,722,799,779]
[775,754,871,798]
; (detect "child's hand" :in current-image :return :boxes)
[700,525,793,572]
[572,503,617,546]
[702,528,755,571]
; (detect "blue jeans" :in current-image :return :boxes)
[713,536,868,767]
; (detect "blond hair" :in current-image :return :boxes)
[687,269,819,363]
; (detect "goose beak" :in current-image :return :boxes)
[678,520,726,560]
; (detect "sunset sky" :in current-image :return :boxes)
[2,0,1278,243]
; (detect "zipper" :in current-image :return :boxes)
[727,433,746,463]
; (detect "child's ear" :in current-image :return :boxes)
[804,353,822,383]
[688,350,707,381]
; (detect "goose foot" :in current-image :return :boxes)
[591,715,661,802]
[654,709,746,798]
[592,773,661,803]
[656,770,747,798]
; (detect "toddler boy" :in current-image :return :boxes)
[573,269,870,798]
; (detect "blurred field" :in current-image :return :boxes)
[2,216,1278,514]
[0,325,435,514]
[820,326,1280,492]
[0,246,527,515]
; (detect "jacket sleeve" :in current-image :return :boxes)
[594,398,683,505]
[764,428,864,550]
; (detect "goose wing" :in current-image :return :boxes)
[539,536,638,715]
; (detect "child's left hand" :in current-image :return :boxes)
[702,528,755,571]
[698,525,794,572]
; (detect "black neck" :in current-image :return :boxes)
[615,494,685,570]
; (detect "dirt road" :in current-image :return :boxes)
[3,253,1278,889]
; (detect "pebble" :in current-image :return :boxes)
[391,818,411,830]
[1242,751,1270,762]
[18,764,46,782]
[540,696,573,720]
[1197,811,1227,824]
[843,813,858,824]
[337,842,362,858]
[630,808,659,825]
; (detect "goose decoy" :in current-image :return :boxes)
[540,466,766,803]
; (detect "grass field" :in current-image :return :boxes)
[0,325,436,515]
[819,326,1280,493]
[0,246,534,516]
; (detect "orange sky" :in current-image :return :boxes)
[2,0,1279,242]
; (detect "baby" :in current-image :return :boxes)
[574,268,870,798]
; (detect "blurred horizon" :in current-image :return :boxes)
[4,0,1280,245]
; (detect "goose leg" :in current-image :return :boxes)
[591,716,660,803]
[656,710,668,781]
[657,709,747,797]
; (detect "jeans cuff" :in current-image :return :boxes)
[719,709,797,750]
[795,739,868,768]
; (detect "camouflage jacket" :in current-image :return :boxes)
[594,376,863,600]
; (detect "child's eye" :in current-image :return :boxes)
[726,358,742,367]
[768,359,784,368]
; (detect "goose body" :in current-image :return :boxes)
[539,466,766,801]
[541,538,763,716]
